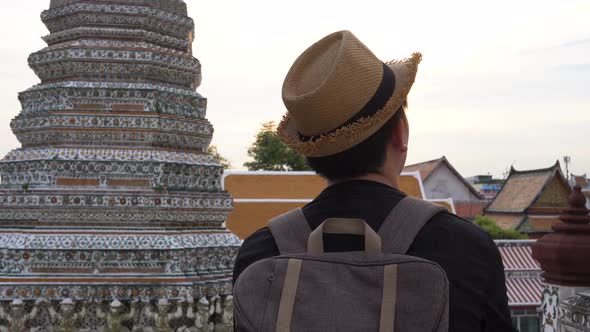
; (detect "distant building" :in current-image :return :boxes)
[570,173,589,188]
[466,175,504,200]
[403,156,484,219]
[484,161,571,238]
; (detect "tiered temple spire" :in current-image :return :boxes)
[533,185,590,331]
[0,0,239,330]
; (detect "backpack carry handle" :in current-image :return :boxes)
[307,218,382,255]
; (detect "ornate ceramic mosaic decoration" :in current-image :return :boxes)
[0,0,240,330]
[558,291,590,331]
[541,285,560,331]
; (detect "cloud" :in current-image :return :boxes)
[555,63,590,71]
[520,35,590,55]
[556,37,590,48]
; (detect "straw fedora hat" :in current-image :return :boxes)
[278,30,421,157]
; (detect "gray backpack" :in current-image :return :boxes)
[234,197,449,332]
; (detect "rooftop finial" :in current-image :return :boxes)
[559,185,590,226]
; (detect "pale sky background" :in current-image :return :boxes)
[0,0,588,178]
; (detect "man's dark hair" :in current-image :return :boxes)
[307,101,407,180]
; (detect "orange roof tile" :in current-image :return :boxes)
[403,158,442,181]
[404,156,482,199]
[454,201,486,219]
[486,163,564,213]
[527,217,561,231]
[485,213,524,229]
[487,174,549,212]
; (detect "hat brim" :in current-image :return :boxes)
[277,52,422,158]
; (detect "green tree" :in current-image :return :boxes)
[244,121,311,171]
[208,145,231,170]
[474,215,528,240]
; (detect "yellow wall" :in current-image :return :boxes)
[224,174,326,199]
[224,173,423,199]
[227,202,307,239]
[398,175,424,199]
[224,172,427,239]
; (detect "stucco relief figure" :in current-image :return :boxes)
[0,298,43,332]
[556,293,590,332]
[97,298,138,332]
[541,287,559,332]
[141,298,183,332]
[181,297,213,332]
[47,298,88,332]
[213,296,232,332]
[560,325,580,332]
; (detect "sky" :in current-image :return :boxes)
[0,0,588,178]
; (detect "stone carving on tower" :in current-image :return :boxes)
[0,0,239,330]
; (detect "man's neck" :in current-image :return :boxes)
[327,172,399,190]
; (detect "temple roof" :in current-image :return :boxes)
[495,240,543,307]
[486,213,525,229]
[516,216,561,234]
[454,201,486,219]
[403,157,442,181]
[486,161,567,213]
[403,156,482,199]
[497,240,539,270]
[571,173,589,187]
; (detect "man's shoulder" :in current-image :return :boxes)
[241,227,277,254]
[233,227,279,282]
[427,212,491,241]
[234,211,499,281]
[412,211,498,261]
[239,212,495,255]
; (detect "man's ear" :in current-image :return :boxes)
[390,116,408,152]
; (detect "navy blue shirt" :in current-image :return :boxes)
[233,180,516,332]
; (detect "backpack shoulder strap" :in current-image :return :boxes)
[378,196,446,254]
[268,208,312,255]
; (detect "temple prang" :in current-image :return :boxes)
[533,185,590,331]
[0,0,239,330]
